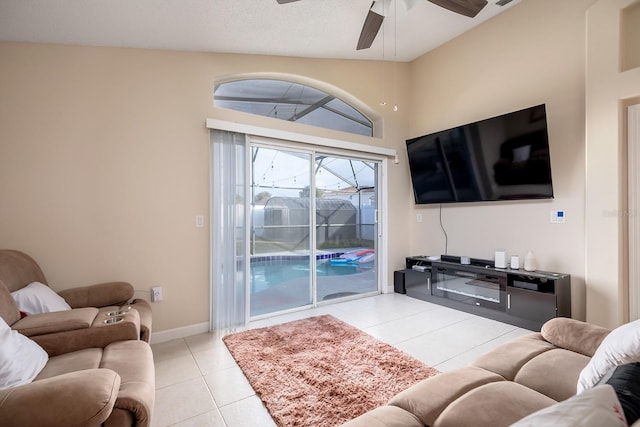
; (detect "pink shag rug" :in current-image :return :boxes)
[222,314,439,427]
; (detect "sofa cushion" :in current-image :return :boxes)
[433,381,557,427]
[389,366,504,427]
[511,385,627,427]
[578,318,640,393]
[35,348,103,381]
[0,316,48,389]
[471,333,555,380]
[11,282,71,314]
[515,348,591,402]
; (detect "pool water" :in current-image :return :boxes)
[250,258,370,292]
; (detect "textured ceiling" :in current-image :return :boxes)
[0,0,523,62]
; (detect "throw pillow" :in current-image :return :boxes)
[0,316,48,389]
[606,362,640,425]
[577,319,640,393]
[10,282,71,314]
[511,385,627,427]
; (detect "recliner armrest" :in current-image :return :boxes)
[102,340,155,427]
[58,281,134,308]
[33,309,141,356]
[0,368,120,427]
[11,307,98,336]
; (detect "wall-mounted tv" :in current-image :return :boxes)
[406,104,554,205]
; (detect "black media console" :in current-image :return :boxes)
[396,255,571,331]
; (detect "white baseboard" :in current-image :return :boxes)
[150,321,210,344]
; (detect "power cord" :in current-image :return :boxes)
[439,204,448,255]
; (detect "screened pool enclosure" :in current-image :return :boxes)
[259,197,366,249]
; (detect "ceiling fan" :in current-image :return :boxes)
[275,0,490,50]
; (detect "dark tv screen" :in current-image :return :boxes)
[406,104,554,205]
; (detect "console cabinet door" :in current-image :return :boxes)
[507,287,556,330]
[405,269,431,301]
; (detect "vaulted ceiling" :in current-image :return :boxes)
[0,0,523,62]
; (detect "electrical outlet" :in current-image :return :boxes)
[151,286,163,302]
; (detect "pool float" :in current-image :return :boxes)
[357,252,375,264]
[330,249,375,265]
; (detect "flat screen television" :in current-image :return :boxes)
[406,104,554,205]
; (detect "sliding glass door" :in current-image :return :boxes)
[249,146,314,316]
[315,155,378,302]
[249,143,380,317]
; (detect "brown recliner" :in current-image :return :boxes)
[0,309,155,426]
[0,249,155,426]
[0,249,152,356]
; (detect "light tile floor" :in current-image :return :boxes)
[150,293,532,427]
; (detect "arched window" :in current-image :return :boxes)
[214,79,373,137]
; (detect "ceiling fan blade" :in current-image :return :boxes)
[276,0,300,4]
[356,4,385,50]
[427,0,488,18]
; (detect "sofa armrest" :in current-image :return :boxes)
[58,282,134,308]
[0,368,120,427]
[11,307,98,337]
[541,317,611,357]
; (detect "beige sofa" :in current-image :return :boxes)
[342,317,616,427]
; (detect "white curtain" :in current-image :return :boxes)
[210,130,247,334]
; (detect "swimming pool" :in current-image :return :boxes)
[250,256,372,292]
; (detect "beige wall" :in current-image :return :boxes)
[0,43,412,333]
[585,0,640,327]
[406,0,597,322]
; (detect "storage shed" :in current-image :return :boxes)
[262,197,356,246]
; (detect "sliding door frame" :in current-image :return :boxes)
[629,103,640,321]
